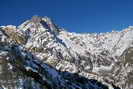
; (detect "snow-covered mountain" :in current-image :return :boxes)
[0,16,133,89]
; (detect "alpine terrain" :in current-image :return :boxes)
[0,16,133,89]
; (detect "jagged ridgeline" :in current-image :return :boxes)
[0,16,133,89]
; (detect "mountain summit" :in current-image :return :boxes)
[0,16,133,89]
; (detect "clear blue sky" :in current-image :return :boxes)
[0,0,133,33]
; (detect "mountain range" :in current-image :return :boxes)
[0,16,133,89]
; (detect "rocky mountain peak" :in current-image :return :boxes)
[18,16,59,35]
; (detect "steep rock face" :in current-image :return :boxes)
[0,16,133,89]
